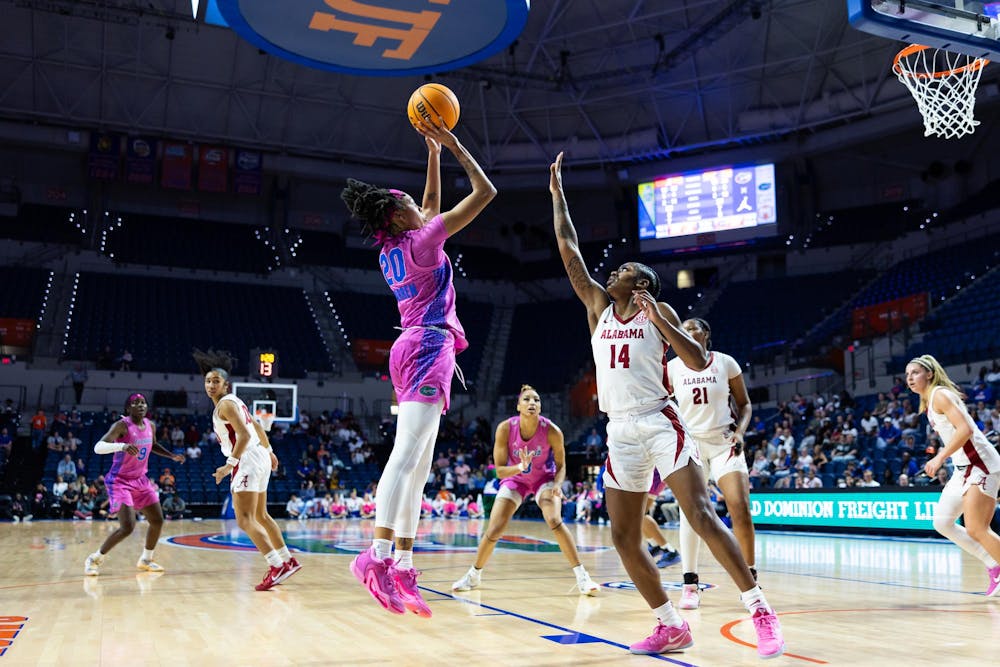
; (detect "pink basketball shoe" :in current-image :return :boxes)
[678,583,700,609]
[393,567,433,618]
[350,548,405,614]
[752,609,785,659]
[275,557,302,584]
[628,620,693,655]
[987,565,1000,597]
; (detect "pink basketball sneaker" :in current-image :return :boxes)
[628,620,694,655]
[678,583,700,609]
[393,567,432,618]
[350,548,405,614]
[752,609,785,659]
[255,563,287,591]
[987,565,1000,597]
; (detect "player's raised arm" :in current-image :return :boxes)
[550,152,610,332]
[416,120,496,237]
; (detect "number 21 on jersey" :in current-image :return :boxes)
[692,386,708,404]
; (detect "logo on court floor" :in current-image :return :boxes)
[0,617,28,657]
[167,528,613,555]
[603,581,718,592]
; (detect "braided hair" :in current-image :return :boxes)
[633,262,662,299]
[192,348,235,380]
[340,178,405,245]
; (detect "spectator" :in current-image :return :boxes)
[453,456,471,496]
[30,409,46,449]
[69,364,88,405]
[286,493,306,520]
[929,467,950,486]
[11,493,32,523]
[52,475,68,498]
[119,349,133,371]
[75,489,96,520]
[584,427,603,459]
[185,442,202,460]
[159,468,176,494]
[859,410,879,437]
[57,454,76,480]
[896,473,913,487]
[804,469,824,488]
[75,457,87,478]
[878,417,901,449]
[857,469,880,488]
[63,431,81,453]
[162,493,187,520]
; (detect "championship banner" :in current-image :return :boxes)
[87,132,120,180]
[124,136,157,185]
[750,489,940,532]
[198,146,229,193]
[351,339,393,371]
[161,142,193,190]
[233,149,262,195]
[851,293,929,338]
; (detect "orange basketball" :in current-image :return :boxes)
[407,83,460,130]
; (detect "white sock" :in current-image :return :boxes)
[141,548,154,561]
[373,538,393,561]
[740,585,772,615]
[278,546,292,562]
[92,551,106,563]
[573,564,588,579]
[653,601,684,628]
[265,549,283,568]
[395,549,414,570]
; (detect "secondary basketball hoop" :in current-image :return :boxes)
[893,44,989,139]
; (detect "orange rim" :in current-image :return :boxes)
[893,44,989,79]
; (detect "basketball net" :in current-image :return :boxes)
[893,44,989,139]
[255,410,275,432]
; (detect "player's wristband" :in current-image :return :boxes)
[226,456,240,467]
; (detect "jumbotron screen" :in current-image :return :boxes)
[638,163,777,252]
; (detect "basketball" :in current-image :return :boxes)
[407,83,460,130]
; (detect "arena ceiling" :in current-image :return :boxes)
[0,1,995,174]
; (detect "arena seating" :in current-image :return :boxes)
[103,214,275,274]
[705,271,873,365]
[0,204,85,245]
[62,272,332,377]
[0,267,50,319]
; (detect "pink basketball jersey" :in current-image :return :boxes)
[378,215,468,353]
[506,416,556,483]
[106,417,154,481]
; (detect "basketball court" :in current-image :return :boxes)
[1,518,997,665]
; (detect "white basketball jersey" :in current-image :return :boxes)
[667,351,742,436]
[927,387,1000,472]
[591,304,671,416]
[212,393,262,458]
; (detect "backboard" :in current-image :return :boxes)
[231,382,298,424]
[847,1,1000,59]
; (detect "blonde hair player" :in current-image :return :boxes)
[194,349,301,591]
[907,354,1000,595]
[549,151,783,659]
[452,384,599,595]
[667,317,756,609]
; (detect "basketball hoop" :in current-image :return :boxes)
[893,44,989,139]
[255,410,275,432]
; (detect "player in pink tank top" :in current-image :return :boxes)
[84,393,185,576]
[341,117,496,617]
[451,385,599,596]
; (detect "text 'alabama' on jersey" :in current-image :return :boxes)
[379,215,468,354]
[591,305,671,417]
[212,393,262,458]
[667,351,742,437]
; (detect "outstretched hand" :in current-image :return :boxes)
[414,117,457,149]
[549,151,564,194]
[632,289,664,324]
